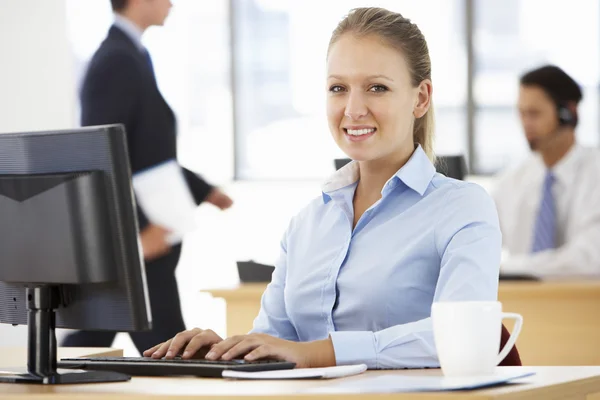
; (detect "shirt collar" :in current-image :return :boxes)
[113,14,145,51]
[550,143,583,184]
[321,145,436,203]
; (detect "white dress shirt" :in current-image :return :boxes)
[492,144,600,277]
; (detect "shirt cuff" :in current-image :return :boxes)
[329,331,377,369]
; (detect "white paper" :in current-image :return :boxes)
[132,160,197,244]
[304,371,536,393]
[222,364,368,380]
[0,367,27,375]
[0,368,96,375]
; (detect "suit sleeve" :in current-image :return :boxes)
[182,167,214,205]
[80,51,150,231]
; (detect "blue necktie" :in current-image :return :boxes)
[531,171,556,253]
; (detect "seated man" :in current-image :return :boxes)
[493,65,600,277]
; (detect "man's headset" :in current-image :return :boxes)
[528,100,576,150]
[557,103,577,127]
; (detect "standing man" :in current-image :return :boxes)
[62,0,233,353]
[493,65,600,277]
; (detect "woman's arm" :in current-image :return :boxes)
[329,183,502,369]
[249,226,300,341]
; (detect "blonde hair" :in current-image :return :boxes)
[328,7,435,162]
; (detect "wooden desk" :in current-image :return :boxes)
[205,283,265,337]
[203,281,600,366]
[499,281,600,366]
[0,347,123,369]
[1,366,600,399]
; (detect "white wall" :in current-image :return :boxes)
[0,0,76,134]
[0,0,76,345]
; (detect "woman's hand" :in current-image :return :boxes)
[204,333,336,369]
[143,328,224,359]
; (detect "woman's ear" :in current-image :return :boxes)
[413,79,433,118]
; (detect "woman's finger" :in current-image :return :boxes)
[161,328,202,359]
[143,341,165,357]
[244,343,278,362]
[221,337,263,360]
[150,338,173,358]
[205,335,247,360]
[181,329,224,358]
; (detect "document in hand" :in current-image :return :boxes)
[132,159,197,244]
[222,364,368,380]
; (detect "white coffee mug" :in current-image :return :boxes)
[431,301,522,377]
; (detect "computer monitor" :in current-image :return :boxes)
[0,125,151,384]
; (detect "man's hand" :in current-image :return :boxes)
[206,188,233,210]
[140,223,171,261]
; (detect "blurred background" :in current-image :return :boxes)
[1,0,599,355]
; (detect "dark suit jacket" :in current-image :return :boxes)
[80,25,213,230]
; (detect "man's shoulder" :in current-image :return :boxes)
[82,40,142,92]
[496,154,539,186]
[87,26,139,67]
[487,154,540,205]
[569,145,600,175]
[576,145,600,161]
[90,37,138,66]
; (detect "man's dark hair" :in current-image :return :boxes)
[111,0,128,12]
[520,65,583,106]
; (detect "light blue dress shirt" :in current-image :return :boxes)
[250,145,501,369]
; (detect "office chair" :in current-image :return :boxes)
[334,158,352,170]
[237,260,275,282]
[334,155,468,181]
[435,155,468,181]
[499,324,522,366]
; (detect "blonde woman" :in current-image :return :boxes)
[145,7,501,370]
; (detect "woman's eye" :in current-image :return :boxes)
[369,85,388,93]
[329,85,345,93]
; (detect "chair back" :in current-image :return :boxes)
[499,323,522,366]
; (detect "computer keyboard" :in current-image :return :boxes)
[58,356,296,378]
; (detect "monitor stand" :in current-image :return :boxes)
[0,286,130,384]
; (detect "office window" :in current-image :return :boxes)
[233,0,467,179]
[473,0,600,174]
[65,0,600,179]
[66,0,233,182]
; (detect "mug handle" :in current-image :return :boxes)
[496,312,523,365]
